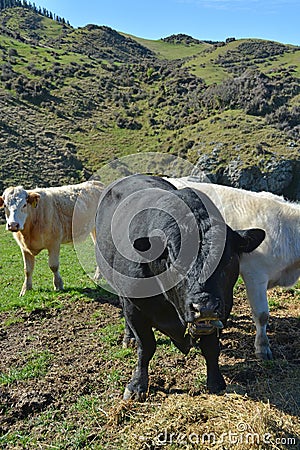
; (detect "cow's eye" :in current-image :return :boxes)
[23,204,27,209]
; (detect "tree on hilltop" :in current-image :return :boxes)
[0,0,70,26]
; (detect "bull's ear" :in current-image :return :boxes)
[0,196,4,208]
[133,237,151,252]
[27,192,40,208]
[234,228,265,253]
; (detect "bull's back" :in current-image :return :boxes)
[95,175,176,274]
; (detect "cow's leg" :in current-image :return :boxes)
[48,245,64,291]
[20,249,35,296]
[122,300,156,401]
[90,229,101,281]
[198,333,226,394]
[243,276,272,360]
[122,319,136,348]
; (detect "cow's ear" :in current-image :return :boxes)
[27,192,40,208]
[133,237,151,252]
[0,196,4,208]
[234,228,265,253]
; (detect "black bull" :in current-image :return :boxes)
[95,175,265,398]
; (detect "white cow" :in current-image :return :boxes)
[168,177,300,360]
[0,181,103,296]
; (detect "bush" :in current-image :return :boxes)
[266,105,300,130]
[116,117,142,130]
[201,69,300,117]
[0,63,15,81]
[8,48,18,57]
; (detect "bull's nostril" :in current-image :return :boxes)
[192,303,201,312]
[191,298,221,318]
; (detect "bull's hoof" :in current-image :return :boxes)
[207,378,226,394]
[123,387,147,402]
[255,348,273,360]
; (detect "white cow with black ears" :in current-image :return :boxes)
[167,177,300,360]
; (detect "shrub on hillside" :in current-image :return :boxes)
[201,69,300,117]
[116,117,142,130]
[266,105,300,130]
[0,62,15,81]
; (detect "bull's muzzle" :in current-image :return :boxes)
[8,222,20,232]
[188,295,224,337]
[188,319,224,338]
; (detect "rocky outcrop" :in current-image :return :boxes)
[194,152,300,201]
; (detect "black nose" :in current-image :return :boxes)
[8,222,20,232]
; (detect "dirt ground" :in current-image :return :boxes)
[0,286,299,448]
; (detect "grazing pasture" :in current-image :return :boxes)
[0,225,299,449]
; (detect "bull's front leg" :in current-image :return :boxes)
[20,249,35,296]
[48,245,64,291]
[198,333,226,394]
[122,300,156,401]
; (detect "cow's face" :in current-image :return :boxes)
[0,187,40,232]
[184,227,265,336]
[133,222,265,334]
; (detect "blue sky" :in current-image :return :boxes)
[35,0,299,45]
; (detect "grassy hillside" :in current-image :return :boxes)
[0,6,299,195]
[123,33,211,61]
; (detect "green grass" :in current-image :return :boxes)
[0,33,91,79]
[269,298,282,311]
[1,7,69,42]
[124,34,211,60]
[0,350,52,385]
[184,38,300,84]
[259,49,300,78]
[0,224,107,314]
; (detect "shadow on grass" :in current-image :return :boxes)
[31,285,121,307]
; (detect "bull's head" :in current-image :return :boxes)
[131,188,265,335]
[0,186,40,232]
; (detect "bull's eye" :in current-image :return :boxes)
[22,204,27,209]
